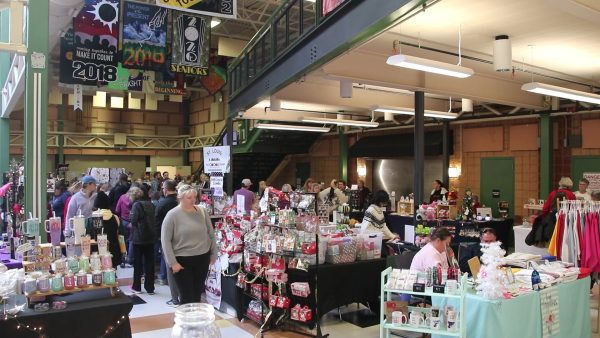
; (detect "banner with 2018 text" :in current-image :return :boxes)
[72,0,120,85]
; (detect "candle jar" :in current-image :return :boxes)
[68,257,80,274]
[100,254,113,270]
[24,277,38,294]
[92,270,103,286]
[51,274,64,292]
[64,273,75,290]
[54,259,67,274]
[76,271,88,288]
[102,268,116,286]
[79,255,90,273]
[37,275,50,293]
[97,234,108,255]
[172,303,222,338]
[90,253,102,271]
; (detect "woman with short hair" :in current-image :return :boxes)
[161,184,218,304]
[129,186,157,294]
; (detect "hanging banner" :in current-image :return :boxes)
[171,11,210,76]
[74,84,83,111]
[156,0,236,19]
[59,29,76,85]
[107,64,144,91]
[203,146,230,173]
[121,2,168,70]
[72,0,120,85]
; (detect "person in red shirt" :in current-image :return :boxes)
[541,177,576,215]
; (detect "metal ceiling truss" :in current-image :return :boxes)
[9,132,218,150]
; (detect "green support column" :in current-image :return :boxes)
[338,127,348,182]
[57,95,65,165]
[540,113,553,198]
[0,9,10,173]
[24,0,49,235]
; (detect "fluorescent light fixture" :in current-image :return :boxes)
[256,123,330,133]
[305,0,316,2]
[386,54,474,78]
[521,82,600,105]
[211,18,221,28]
[372,105,458,119]
[300,116,379,128]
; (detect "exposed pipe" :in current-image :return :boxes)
[481,104,503,116]
[508,106,522,115]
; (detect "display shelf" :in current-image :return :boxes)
[382,287,462,299]
[26,283,118,297]
[380,267,467,338]
[381,322,460,336]
[243,291,268,304]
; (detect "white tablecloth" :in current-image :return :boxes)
[513,225,550,256]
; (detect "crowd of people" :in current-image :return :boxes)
[49,171,217,306]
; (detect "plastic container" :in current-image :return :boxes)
[172,303,221,338]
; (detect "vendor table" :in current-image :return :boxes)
[1,258,22,269]
[432,277,591,338]
[287,258,387,320]
[513,225,549,256]
[387,215,515,249]
[0,288,133,338]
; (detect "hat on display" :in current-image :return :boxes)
[82,175,97,185]
[242,178,252,187]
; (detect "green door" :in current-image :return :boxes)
[571,156,600,190]
[480,157,515,218]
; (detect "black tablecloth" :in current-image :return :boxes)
[387,215,515,249]
[220,263,243,320]
[0,289,133,338]
[287,258,387,320]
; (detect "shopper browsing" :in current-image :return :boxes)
[429,179,448,203]
[128,186,156,294]
[410,227,455,272]
[541,177,576,216]
[108,173,130,212]
[51,180,70,226]
[318,179,348,216]
[233,179,255,214]
[161,184,218,304]
[66,175,97,219]
[459,228,498,275]
[93,192,123,269]
[155,180,181,305]
[360,190,398,240]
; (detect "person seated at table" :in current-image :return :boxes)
[541,176,576,216]
[360,190,399,240]
[410,227,454,272]
[459,228,498,275]
[574,178,591,201]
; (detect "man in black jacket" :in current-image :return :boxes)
[459,228,498,276]
[108,173,130,212]
[155,180,180,305]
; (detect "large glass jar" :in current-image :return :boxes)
[171,303,221,338]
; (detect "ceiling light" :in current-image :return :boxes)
[300,116,379,128]
[211,18,221,28]
[521,82,600,105]
[305,0,316,2]
[386,54,474,78]
[256,123,330,133]
[372,105,458,119]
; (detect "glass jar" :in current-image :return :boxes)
[171,303,221,338]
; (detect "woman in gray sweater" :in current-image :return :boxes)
[161,184,218,304]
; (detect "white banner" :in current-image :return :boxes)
[203,146,230,173]
[74,84,83,111]
[210,176,224,197]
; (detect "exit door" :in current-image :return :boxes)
[480,157,515,218]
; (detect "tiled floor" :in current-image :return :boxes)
[118,267,600,338]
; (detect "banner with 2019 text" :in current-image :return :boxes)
[72,0,120,85]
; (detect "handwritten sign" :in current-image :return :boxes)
[203,146,230,173]
[583,172,600,191]
[236,195,245,215]
[210,176,224,197]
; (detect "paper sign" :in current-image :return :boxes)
[468,256,481,280]
[236,194,245,214]
[583,172,600,191]
[203,146,230,173]
[404,225,415,244]
[210,176,224,197]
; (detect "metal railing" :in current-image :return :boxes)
[228,0,353,99]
